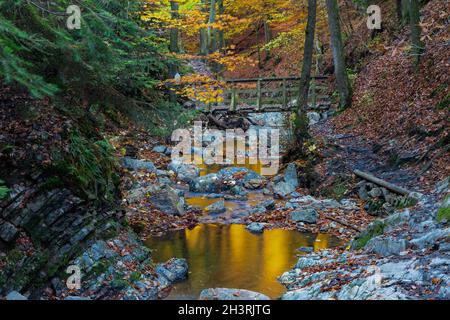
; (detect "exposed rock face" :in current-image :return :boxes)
[199,288,270,300]
[280,192,450,300]
[53,233,188,300]
[0,184,122,295]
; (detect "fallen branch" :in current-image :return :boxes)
[323,215,361,232]
[353,169,411,196]
[419,144,450,176]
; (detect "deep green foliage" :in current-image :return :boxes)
[51,131,118,200]
[0,0,173,103]
[0,179,9,200]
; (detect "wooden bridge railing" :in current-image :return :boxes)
[208,76,329,113]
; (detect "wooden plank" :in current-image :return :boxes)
[226,75,328,83]
[256,79,262,111]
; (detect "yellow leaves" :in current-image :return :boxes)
[164,74,226,105]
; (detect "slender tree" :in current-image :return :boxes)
[295,0,317,144]
[199,0,208,55]
[169,1,180,102]
[207,0,217,53]
[298,0,317,114]
[169,1,180,55]
[217,0,225,51]
[409,0,423,69]
[325,0,352,109]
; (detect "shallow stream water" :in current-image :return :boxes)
[145,224,340,299]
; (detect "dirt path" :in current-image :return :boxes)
[311,119,420,192]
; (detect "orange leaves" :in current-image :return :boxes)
[164,73,226,105]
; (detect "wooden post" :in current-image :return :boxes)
[282,78,288,108]
[230,87,237,112]
[256,79,262,111]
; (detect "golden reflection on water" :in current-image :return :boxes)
[145,224,340,299]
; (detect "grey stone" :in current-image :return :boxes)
[410,228,450,249]
[260,199,276,210]
[205,199,226,214]
[199,288,270,300]
[152,145,167,154]
[189,174,223,193]
[365,237,407,256]
[284,163,298,188]
[64,296,91,300]
[307,112,321,125]
[168,161,200,183]
[368,188,382,198]
[0,221,19,242]
[246,222,266,233]
[289,208,318,224]
[6,291,27,300]
[121,157,157,172]
[149,185,186,216]
[155,258,188,283]
[434,176,449,194]
[273,181,296,199]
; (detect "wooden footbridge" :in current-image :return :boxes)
[205,76,331,114]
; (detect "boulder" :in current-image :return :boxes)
[121,157,157,172]
[273,181,296,199]
[260,199,276,210]
[168,161,200,183]
[0,222,19,242]
[205,199,226,215]
[64,296,91,300]
[199,288,270,300]
[218,167,263,186]
[246,222,266,233]
[284,163,299,188]
[149,185,186,216]
[152,145,167,154]
[156,258,188,283]
[6,291,27,300]
[289,208,318,224]
[189,174,223,193]
[307,112,321,125]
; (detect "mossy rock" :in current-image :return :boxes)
[437,195,450,223]
[350,220,385,250]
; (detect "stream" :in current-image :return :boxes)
[145,112,341,299]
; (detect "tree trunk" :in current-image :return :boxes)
[263,20,272,61]
[199,0,208,55]
[217,0,225,51]
[207,0,217,53]
[325,0,352,109]
[298,0,317,112]
[169,1,180,102]
[401,0,410,24]
[169,1,180,54]
[409,0,423,69]
[294,0,317,148]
